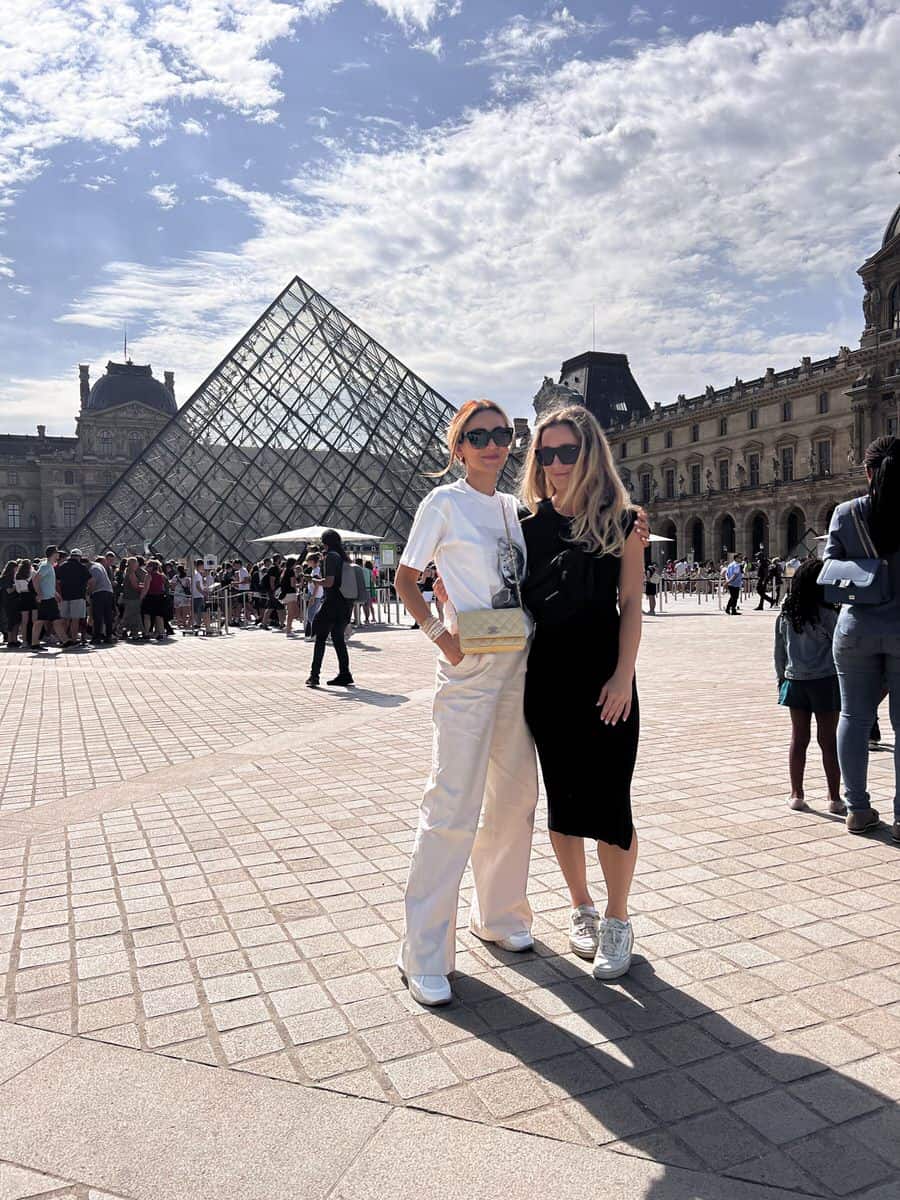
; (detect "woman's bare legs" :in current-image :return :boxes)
[597,833,638,921]
[549,832,592,908]
[549,830,639,920]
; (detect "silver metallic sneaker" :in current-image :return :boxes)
[569,905,600,960]
[592,916,634,980]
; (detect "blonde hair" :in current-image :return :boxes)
[428,399,512,478]
[521,405,633,557]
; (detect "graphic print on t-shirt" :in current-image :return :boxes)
[491,538,525,609]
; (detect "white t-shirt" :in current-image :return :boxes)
[401,479,531,636]
[307,567,323,599]
[192,570,206,600]
[236,567,250,591]
[674,560,687,579]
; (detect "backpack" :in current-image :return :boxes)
[338,560,359,600]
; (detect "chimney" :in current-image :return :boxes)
[164,370,175,401]
[513,417,531,448]
[37,424,46,439]
[79,364,90,409]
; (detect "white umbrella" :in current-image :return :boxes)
[250,525,387,546]
[648,533,674,542]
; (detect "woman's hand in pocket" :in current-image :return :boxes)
[597,670,633,725]
[437,630,464,666]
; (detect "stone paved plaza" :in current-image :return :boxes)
[1,600,899,1199]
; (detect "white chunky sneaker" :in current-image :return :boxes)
[569,905,600,960]
[407,974,452,1007]
[592,917,634,980]
[495,931,534,953]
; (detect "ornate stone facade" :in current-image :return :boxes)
[0,361,176,563]
[535,202,900,562]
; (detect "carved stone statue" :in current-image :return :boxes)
[678,474,686,497]
[863,282,881,328]
[807,441,817,476]
[771,456,780,481]
[847,423,858,466]
[651,478,660,500]
[705,469,714,493]
[736,461,747,485]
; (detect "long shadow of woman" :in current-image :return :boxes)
[414,941,900,1199]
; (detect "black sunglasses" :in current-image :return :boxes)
[461,426,514,449]
[535,443,580,467]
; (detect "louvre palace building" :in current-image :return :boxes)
[2,200,898,566]
[535,200,900,564]
[0,362,177,564]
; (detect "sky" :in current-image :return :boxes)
[0,0,898,436]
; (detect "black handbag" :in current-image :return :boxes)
[820,499,893,606]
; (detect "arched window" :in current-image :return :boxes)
[6,502,21,529]
[891,282,900,331]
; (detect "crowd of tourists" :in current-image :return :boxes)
[0,547,380,657]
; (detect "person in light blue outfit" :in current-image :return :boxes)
[824,436,900,839]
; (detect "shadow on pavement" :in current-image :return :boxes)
[424,943,899,1199]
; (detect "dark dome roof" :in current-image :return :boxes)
[883,202,900,248]
[86,361,176,415]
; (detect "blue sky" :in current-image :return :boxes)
[1,0,898,434]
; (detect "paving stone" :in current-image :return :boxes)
[383,1051,460,1100]
[733,1089,828,1144]
[627,1071,715,1122]
[787,1127,895,1196]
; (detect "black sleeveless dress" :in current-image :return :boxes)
[522,501,639,849]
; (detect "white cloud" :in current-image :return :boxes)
[367,1,445,31]
[474,8,609,69]
[148,183,179,209]
[628,5,652,23]
[0,0,308,237]
[19,0,900,437]
[180,119,207,137]
[413,36,444,58]
[333,60,371,73]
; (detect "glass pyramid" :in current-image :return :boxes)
[66,277,464,561]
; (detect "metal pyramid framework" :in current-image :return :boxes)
[66,278,462,561]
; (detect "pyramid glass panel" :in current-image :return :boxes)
[64,278,476,560]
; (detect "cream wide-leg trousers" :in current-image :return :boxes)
[399,648,538,977]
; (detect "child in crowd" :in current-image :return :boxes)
[774,557,845,814]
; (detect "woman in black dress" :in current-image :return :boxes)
[521,404,644,980]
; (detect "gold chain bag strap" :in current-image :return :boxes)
[456,496,529,655]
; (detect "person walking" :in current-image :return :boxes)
[520,405,643,980]
[86,553,115,644]
[644,562,660,615]
[774,558,844,814]
[824,435,900,838]
[755,554,776,610]
[306,531,354,688]
[394,399,538,1007]
[724,555,744,615]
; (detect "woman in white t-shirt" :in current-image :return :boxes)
[394,399,538,1008]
